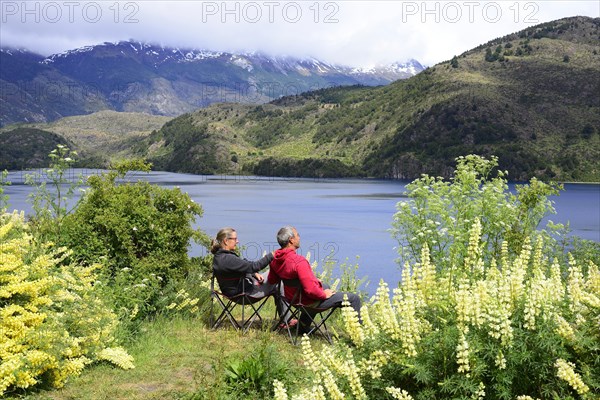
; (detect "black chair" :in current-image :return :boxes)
[274,278,339,344]
[210,274,275,333]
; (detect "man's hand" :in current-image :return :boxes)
[254,273,264,284]
[324,288,335,299]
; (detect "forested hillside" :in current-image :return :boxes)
[140,16,600,181]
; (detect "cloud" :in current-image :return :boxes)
[1,0,598,66]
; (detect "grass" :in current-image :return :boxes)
[6,313,314,400]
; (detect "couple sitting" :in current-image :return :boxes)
[211,225,362,333]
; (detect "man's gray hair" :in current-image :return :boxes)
[277,226,296,247]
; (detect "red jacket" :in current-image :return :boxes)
[268,247,327,304]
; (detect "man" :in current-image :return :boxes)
[268,226,362,333]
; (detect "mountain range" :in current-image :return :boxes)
[0,40,424,127]
[1,17,598,182]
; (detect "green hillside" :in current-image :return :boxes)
[0,128,73,170]
[0,111,173,167]
[141,16,600,181]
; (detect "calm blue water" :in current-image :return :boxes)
[3,170,599,290]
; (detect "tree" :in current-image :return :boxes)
[450,56,459,68]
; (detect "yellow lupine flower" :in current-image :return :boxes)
[567,254,586,314]
[342,354,366,400]
[359,304,379,339]
[320,346,343,375]
[586,262,600,295]
[456,331,471,375]
[300,336,322,374]
[386,387,414,400]
[1,212,131,396]
[394,286,421,358]
[555,358,589,396]
[554,314,576,342]
[322,367,345,400]
[358,350,389,379]
[372,281,400,339]
[342,296,364,347]
[464,219,484,276]
[473,382,485,400]
[495,351,507,370]
[523,269,548,331]
[291,382,326,400]
[273,379,288,400]
[97,347,135,370]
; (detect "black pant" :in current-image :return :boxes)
[299,284,362,330]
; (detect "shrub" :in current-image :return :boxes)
[390,155,562,272]
[0,211,133,396]
[276,226,600,399]
[276,155,599,399]
[59,160,209,321]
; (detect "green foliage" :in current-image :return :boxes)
[222,339,290,398]
[252,157,361,178]
[58,160,208,322]
[144,113,229,174]
[315,252,369,301]
[0,170,9,212]
[0,212,132,396]
[0,128,73,171]
[485,45,505,62]
[391,155,562,271]
[450,56,459,68]
[25,145,84,243]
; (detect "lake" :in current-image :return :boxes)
[3,170,599,291]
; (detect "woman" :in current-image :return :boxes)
[210,227,276,298]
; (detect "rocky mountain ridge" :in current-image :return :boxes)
[0,40,424,126]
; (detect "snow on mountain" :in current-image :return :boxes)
[37,40,425,80]
[1,39,424,125]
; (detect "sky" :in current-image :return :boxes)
[1,0,598,67]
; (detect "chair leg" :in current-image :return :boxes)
[242,297,268,333]
[289,307,337,344]
[212,291,276,333]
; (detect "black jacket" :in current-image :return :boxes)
[212,249,274,297]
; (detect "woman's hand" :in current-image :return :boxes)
[254,273,264,283]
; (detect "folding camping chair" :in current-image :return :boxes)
[210,273,275,333]
[274,278,340,344]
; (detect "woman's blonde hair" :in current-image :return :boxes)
[210,227,236,254]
